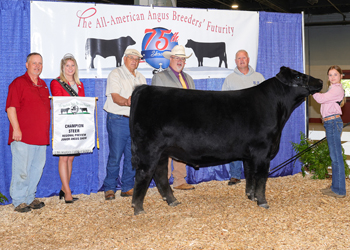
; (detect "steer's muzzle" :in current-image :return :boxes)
[308,78,323,95]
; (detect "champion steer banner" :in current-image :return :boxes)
[52,97,96,155]
[31,1,259,79]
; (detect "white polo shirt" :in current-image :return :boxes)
[103,64,146,116]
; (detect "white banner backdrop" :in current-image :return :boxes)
[52,97,96,155]
[31,2,259,79]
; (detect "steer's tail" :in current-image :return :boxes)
[129,85,149,139]
[85,39,90,60]
[223,51,228,68]
[131,140,140,170]
[130,85,149,170]
[130,85,143,133]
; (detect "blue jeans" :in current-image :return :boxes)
[10,142,46,207]
[229,161,242,179]
[324,117,346,195]
[103,113,135,193]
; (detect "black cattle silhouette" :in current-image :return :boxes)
[185,39,228,68]
[60,108,69,114]
[85,36,136,68]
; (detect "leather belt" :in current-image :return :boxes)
[122,115,129,118]
[323,114,340,122]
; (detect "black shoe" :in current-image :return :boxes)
[59,190,65,200]
[60,190,78,201]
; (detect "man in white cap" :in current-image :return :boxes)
[151,45,195,190]
[222,49,265,186]
[103,49,146,200]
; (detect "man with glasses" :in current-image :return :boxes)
[103,49,146,200]
[151,45,195,190]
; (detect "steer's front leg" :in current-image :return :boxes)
[254,161,270,209]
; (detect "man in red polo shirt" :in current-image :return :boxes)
[6,52,50,213]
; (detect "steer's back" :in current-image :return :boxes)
[130,83,283,166]
[131,83,279,129]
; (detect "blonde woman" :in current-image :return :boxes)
[50,53,85,203]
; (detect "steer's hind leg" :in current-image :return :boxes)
[153,155,180,207]
[132,165,155,215]
[243,159,256,201]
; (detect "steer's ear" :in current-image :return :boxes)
[276,66,292,85]
[280,66,287,71]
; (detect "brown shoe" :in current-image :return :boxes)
[121,188,133,197]
[29,199,45,209]
[321,188,346,198]
[320,185,332,192]
[228,178,241,185]
[320,187,332,193]
[14,203,31,213]
[105,190,115,200]
[173,183,195,190]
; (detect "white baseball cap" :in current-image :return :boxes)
[124,49,143,58]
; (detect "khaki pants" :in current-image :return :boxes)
[168,157,188,187]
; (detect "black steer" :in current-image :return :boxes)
[130,66,323,215]
[85,36,136,68]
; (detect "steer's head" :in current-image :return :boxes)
[276,66,323,95]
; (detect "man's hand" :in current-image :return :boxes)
[12,128,22,142]
[7,107,22,142]
[111,93,131,107]
[127,96,131,106]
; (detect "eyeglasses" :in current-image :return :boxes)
[126,55,141,62]
[171,56,186,61]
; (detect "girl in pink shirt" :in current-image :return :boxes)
[313,65,346,197]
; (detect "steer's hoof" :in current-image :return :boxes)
[169,200,181,207]
[134,210,146,215]
[258,203,269,209]
[246,193,255,201]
